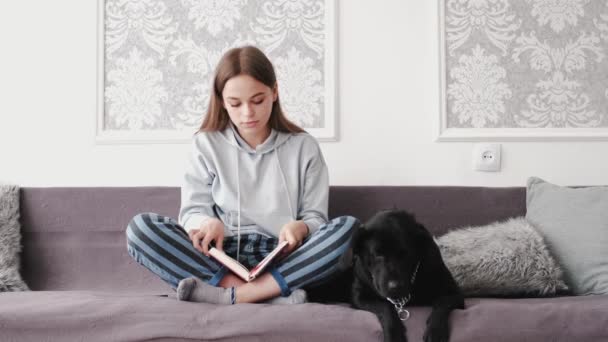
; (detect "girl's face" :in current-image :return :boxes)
[222,74,277,142]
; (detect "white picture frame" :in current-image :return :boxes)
[437,0,608,142]
[96,0,338,144]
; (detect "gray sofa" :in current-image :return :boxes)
[1,186,607,341]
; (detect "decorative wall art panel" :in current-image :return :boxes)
[439,0,608,140]
[97,0,337,143]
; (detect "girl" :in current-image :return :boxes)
[126,46,358,305]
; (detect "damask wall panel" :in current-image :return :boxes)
[439,0,608,140]
[97,0,337,143]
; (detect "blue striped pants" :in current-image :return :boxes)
[126,213,358,296]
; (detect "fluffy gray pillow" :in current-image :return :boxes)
[526,177,608,295]
[436,217,568,297]
[0,184,29,292]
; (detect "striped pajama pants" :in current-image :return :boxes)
[126,213,359,296]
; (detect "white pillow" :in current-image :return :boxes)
[526,177,608,295]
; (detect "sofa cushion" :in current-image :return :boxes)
[0,184,29,292]
[0,291,606,342]
[526,177,608,295]
[436,217,568,297]
[0,291,382,342]
[20,187,178,292]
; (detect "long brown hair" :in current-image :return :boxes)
[199,46,305,134]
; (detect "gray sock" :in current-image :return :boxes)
[176,277,233,305]
[264,289,308,305]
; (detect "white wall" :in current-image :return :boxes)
[1,0,607,187]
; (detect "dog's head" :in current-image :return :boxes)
[352,209,430,299]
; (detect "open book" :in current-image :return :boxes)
[208,241,289,282]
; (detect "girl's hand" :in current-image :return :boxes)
[278,221,309,255]
[188,218,225,256]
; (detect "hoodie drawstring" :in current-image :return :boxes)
[275,149,295,221]
[235,151,241,263]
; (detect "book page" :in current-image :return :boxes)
[249,241,289,280]
[208,248,250,282]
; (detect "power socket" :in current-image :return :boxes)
[472,144,501,172]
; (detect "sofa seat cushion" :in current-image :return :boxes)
[0,291,381,342]
[451,295,608,342]
[0,291,607,342]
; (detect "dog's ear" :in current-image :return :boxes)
[352,223,366,242]
[408,222,442,269]
[412,222,434,245]
[421,222,436,239]
[338,246,354,269]
[351,223,369,253]
[338,224,365,270]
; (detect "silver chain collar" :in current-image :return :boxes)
[386,261,420,321]
[386,294,412,321]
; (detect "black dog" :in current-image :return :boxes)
[308,209,464,342]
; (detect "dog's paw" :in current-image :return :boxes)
[384,322,407,342]
[384,332,407,342]
[423,324,449,342]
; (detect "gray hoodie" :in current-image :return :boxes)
[178,125,329,238]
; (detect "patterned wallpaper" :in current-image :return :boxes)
[443,0,608,130]
[101,0,334,140]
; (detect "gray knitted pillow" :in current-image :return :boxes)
[436,217,568,297]
[0,184,29,292]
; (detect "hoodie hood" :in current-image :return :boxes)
[220,123,292,155]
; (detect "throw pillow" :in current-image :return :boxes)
[436,217,568,297]
[0,184,29,292]
[526,177,608,295]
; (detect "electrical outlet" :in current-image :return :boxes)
[473,144,501,172]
